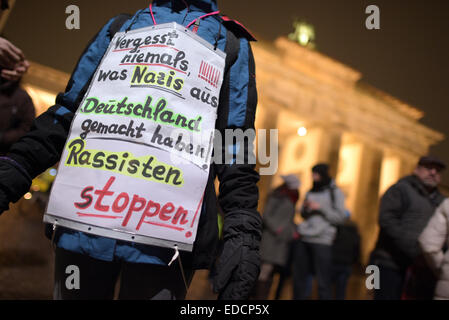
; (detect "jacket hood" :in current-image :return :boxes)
[400,175,444,207]
[154,0,218,12]
[401,175,431,195]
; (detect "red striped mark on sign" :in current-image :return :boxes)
[197,61,220,88]
[190,195,204,229]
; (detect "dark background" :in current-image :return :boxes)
[3,0,449,186]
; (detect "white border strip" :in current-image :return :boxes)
[43,214,193,252]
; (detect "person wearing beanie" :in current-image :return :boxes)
[370,155,446,300]
[293,163,347,300]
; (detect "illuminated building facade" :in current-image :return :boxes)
[253,36,444,264]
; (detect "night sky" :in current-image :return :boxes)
[4,0,449,185]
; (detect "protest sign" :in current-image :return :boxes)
[44,23,226,252]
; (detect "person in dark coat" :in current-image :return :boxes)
[253,174,300,299]
[370,155,447,300]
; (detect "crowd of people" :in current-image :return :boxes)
[254,164,361,300]
[255,155,447,300]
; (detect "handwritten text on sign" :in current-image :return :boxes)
[45,23,226,251]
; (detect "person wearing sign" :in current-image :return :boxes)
[0,0,261,300]
[0,0,30,82]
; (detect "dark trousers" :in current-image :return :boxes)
[374,265,404,300]
[274,264,290,300]
[293,240,333,300]
[53,247,193,300]
[331,264,352,300]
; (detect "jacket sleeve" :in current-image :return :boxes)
[321,188,347,225]
[0,88,35,147]
[0,17,117,204]
[418,200,449,274]
[378,183,419,259]
[214,35,261,239]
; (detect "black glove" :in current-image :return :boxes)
[212,211,262,300]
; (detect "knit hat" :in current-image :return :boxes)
[418,155,446,171]
[281,174,301,190]
[312,163,330,177]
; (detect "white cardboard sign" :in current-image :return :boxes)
[44,23,226,252]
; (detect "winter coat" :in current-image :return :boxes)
[419,199,449,299]
[0,80,35,154]
[260,190,297,267]
[371,175,446,271]
[0,0,261,270]
[298,182,347,246]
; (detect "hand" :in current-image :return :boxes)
[0,38,25,70]
[1,60,29,81]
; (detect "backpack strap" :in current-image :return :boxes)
[224,29,241,66]
[107,13,132,39]
[329,185,337,210]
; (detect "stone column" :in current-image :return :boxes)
[378,151,402,197]
[255,98,281,212]
[336,133,383,265]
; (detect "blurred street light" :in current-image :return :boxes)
[289,20,316,49]
[297,126,308,137]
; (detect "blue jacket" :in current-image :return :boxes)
[0,0,261,269]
